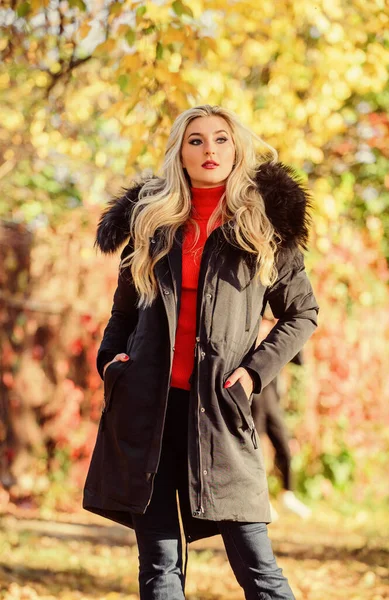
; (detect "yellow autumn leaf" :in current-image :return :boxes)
[94,39,116,56]
[79,22,91,39]
[168,52,182,73]
[144,2,171,21]
[31,0,50,10]
[120,54,142,71]
[163,28,188,44]
[117,24,131,35]
[103,101,127,119]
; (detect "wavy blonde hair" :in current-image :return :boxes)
[123,104,280,308]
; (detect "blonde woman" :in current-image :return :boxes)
[83,105,319,599]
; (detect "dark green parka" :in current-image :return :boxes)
[83,161,319,543]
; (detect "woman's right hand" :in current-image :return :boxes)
[103,353,130,378]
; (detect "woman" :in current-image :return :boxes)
[83,104,319,599]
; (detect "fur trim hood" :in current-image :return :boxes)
[95,161,312,254]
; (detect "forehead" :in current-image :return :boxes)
[184,115,232,137]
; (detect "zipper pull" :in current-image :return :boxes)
[193,505,204,517]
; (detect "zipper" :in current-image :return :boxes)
[194,336,205,516]
[171,229,219,518]
[191,233,215,518]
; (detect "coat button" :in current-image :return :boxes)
[203,469,208,475]
[200,407,205,413]
[200,351,205,359]
[163,290,170,295]
[205,293,212,298]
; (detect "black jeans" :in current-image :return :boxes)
[131,387,295,600]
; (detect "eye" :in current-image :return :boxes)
[188,137,228,145]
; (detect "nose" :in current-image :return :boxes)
[203,139,216,155]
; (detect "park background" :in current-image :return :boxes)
[0,1,388,599]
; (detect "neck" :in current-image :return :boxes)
[190,184,225,220]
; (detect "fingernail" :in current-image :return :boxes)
[224,380,232,388]
[123,355,129,360]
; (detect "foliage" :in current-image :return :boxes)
[1,0,389,254]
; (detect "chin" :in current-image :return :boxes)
[196,173,226,186]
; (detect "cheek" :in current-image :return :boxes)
[222,144,235,166]
[182,146,199,166]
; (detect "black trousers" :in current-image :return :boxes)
[131,386,295,600]
[251,379,292,491]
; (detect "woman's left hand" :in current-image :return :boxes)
[223,367,254,400]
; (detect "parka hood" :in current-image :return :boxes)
[95,161,312,254]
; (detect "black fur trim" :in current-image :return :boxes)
[95,180,147,254]
[95,162,312,253]
[255,161,312,250]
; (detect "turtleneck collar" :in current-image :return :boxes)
[190,184,225,220]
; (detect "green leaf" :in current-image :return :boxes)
[17,2,31,17]
[172,0,184,16]
[125,28,136,46]
[109,2,123,15]
[156,42,163,60]
[69,0,87,10]
[118,74,128,92]
[172,1,193,17]
[143,25,156,35]
[136,5,147,18]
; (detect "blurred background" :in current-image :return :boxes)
[0,1,388,599]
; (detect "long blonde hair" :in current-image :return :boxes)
[123,105,280,308]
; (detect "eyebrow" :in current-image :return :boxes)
[187,129,229,138]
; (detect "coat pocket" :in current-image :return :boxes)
[103,358,133,412]
[225,380,258,449]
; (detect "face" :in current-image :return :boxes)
[181,116,235,188]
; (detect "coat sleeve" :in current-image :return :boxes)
[240,247,319,394]
[96,243,139,380]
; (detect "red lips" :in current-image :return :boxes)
[202,160,219,167]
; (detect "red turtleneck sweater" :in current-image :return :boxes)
[170,184,225,390]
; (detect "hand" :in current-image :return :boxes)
[103,353,130,378]
[223,367,254,400]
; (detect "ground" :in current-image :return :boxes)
[0,502,388,599]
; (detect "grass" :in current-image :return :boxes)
[1,500,388,599]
